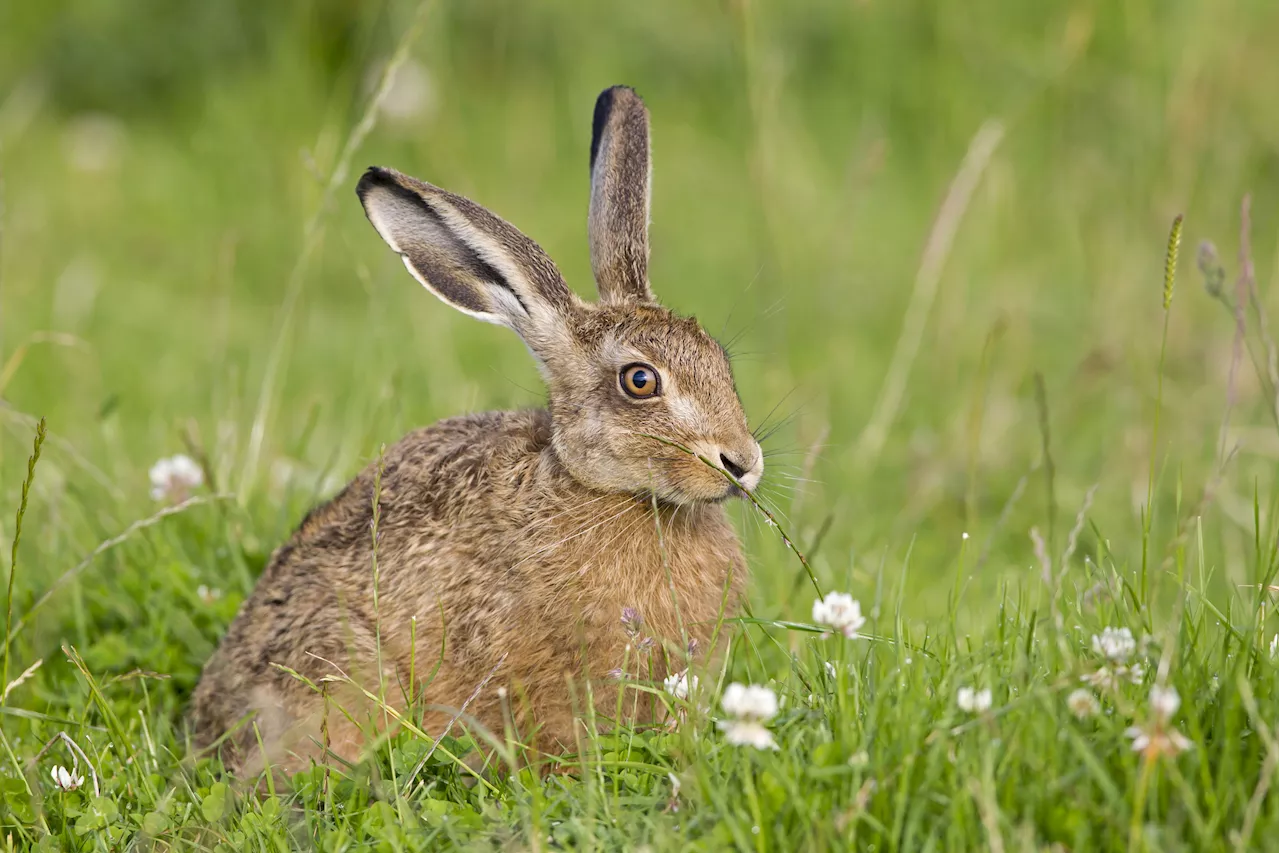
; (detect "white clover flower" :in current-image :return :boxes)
[1066,688,1100,720]
[1148,685,1180,723]
[50,765,83,792]
[663,670,698,701]
[718,683,779,750]
[1082,667,1115,690]
[722,683,778,720]
[812,592,866,639]
[149,454,203,502]
[1126,684,1192,758]
[720,720,777,750]
[1124,662,1146,684]
[1082,662,1142,692]
[956,686,993,714]
[1091,626,1136,663]
[1126,726,1192,756]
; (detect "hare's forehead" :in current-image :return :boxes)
[597,323,735,392]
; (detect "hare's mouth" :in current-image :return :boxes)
[709,482,749,504]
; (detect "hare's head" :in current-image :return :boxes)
[357,86,761,505]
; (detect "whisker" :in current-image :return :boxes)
[512,501,639,571]
[718,263,764,341]
[521,491,622,531]
[755,412,802,444]
[791,423,830,519]
[763,443,835,459]
[760,476,800,491]
[752,489,791,523]
[489,367,543,399]
[722,330,754,359]
[583,509,655,576]
[757,491,797,515]
[758,296,787,320]
[752,388,800,441]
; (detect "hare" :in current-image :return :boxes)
[188,86,762,777]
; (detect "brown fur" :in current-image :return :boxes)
[188,86,762,776]
[588,85,653,303]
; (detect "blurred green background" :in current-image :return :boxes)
[0,0,1275,632]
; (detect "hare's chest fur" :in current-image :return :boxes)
[374,411,747,668]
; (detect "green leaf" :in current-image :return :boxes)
[260,795,282,821]
[141,810,169,835]
[201,782,229,822]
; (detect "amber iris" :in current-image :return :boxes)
[620,363,661,399]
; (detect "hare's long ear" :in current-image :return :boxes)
[588,86,653,303]
[357,167,579,348]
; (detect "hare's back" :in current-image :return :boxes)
[249,408,555,600]
[373,408,555,528]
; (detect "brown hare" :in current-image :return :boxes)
[189,85,763,778]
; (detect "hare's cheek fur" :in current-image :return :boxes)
[542,326,763,505]
[552,387,761,505]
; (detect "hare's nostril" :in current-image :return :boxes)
[719,452,749,480]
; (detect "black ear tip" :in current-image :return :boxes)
[597,84,640,101]
[590,86,644,172]
[356,166,394,200]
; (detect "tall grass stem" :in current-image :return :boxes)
[3,417,44,699]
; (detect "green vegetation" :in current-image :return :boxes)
[0,0,1275,849]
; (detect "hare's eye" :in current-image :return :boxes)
[620,363,661,399]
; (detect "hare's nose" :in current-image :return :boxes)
[718,445,763,488]
[719,452,748,479]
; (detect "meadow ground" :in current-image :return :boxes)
[0,1,1276,849]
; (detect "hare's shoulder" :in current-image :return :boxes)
[279,409,554,556]
[370,408,558,528]
[387,409,553,474]
[382,408,552,497]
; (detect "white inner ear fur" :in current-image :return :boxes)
[364,183,535,331]
[397,254,510,329]
[363,188,406,253]
[429,198,564,328]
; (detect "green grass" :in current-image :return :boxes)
[0,0,1276,849]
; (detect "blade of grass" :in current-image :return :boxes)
[1141,215,1182,600]
[635,431,822,596]
[3,417,44,698]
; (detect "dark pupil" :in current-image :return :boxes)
[631,370,650,389]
